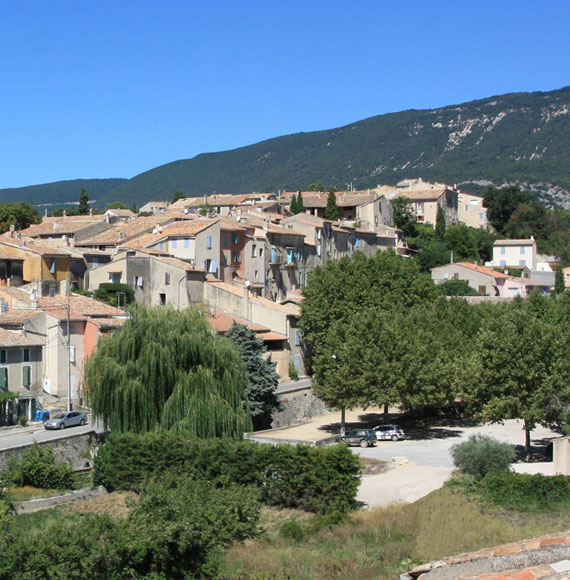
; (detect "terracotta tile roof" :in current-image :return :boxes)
[411,531,570,580]
[218,217,249,231]
[494,239,536,246]
[0,287,35,302]
[456,262,513,279]
[19,215,107,237]
[207,308,269,334]
[155,256,205,272]
[0,310,43,324]
[89,317,127,329]
[391,189,446,201]
[0,235,72,256]
[76,216,173,246]
[38,294,125,319]
[0,327,43,347]
[105,209,135,217]
[281,191,377,208]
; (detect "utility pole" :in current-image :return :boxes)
[67,288,72,412]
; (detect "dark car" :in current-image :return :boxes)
[44,411,88,430]
[373,424,406,441]
[339,429,377,448]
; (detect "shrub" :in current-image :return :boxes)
[451,434,515,479]
[288,364,298,381]
[479,472,570,510]
[94,433,362,514]
[1,444,76,490]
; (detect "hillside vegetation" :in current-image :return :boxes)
[1,87,569,208]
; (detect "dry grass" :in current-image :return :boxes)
[59,491,138,518]
[221,485,570,580]
[6,486,65,502]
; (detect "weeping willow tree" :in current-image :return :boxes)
[86,306,252,438]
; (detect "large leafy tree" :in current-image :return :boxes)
[392,197,417,237]
[225,322,281,430]
[483,185,534,234]
[466,294,570,456]
[0,202,40,233]
[86,306,252,438]
[300,250,443,419]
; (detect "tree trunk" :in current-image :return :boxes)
[340,407,346,437]
[383,403,389,422]
[524,420,532,460]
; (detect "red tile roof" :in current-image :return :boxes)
[0,327,43,347]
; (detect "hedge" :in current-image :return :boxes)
[94,433,362,514]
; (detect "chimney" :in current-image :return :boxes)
[89,208,93,216]
[63,210,67,217]
[9,224,14,238]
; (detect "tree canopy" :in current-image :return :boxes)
[86,306,252,438]
[225,322,281,430]
[324,189,338,220]
[0,202,40,233]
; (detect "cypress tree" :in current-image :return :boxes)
[289,193,298,214]
[78,189,90,215]
[86,306,252,438]
[225,322,281,430]
[296,191,305,214]
[435,205,446,240]
[324,189,338,220]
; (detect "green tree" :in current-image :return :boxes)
[289,193,298,214]
[225,322,281,430]
[483,186,534,234]
[435,205,446,240]
[324,189,338,220]
[307,182,324,192]
[445,224,478,262]
[555,267,565,295]
[86,306,253,438]
[440,279,481,296]
[78,188,90,215]
[105,201,129,210]
[296,190,305,214]
[392,197,417,237]
[467,296,570,457]
[0,202,40,232]
[172,189,185,203]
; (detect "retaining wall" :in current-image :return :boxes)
[0,431,99,473]
[13,486,107,514]
[272,386,329,428]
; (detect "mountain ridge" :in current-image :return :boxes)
[2,86,569,209]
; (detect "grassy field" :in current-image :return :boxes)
[219,483,570,580]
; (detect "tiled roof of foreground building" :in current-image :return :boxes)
[405,531,570,580]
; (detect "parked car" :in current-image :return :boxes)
[44,411,87,430]
[339,429,377,448]
[373,424,406,441]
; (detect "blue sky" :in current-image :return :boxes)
[0,0,568,189]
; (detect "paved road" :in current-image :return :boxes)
[0,421,98,451]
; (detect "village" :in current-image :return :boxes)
[0,177,566,422]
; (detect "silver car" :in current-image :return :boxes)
[373,424,406,441]
[44,411,87,430]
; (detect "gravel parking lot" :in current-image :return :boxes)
[259,407,560,508]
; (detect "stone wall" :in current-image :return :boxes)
[272,386,329,428]
[13,486,106,514]
[0,431,99,473]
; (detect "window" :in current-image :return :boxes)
[22,348,30,362]
[69,346,76,363]
[231,252,242,264]
[49,258,56,274]
[519,259,526,266]
[222,253,228,266]
[355,237,360,248]
[442,273,449,280]
[157,242,163,251]
[165,272,170,285]
[500,260,507,267]
[92,257,99,269]
[172,239,178,248]
[500,246,506,255]
[465,205,469,211]
[417,201,424,213]
[159,293,166,305]
[317,229,322,240]
[223,235,229,248]
[134,276,143,288]
[479,213,484,220]
[22,366,31,388]
[258,247,263,257]
[110,273,121,284]
[0,368,7,391]
[206,236,212,249]
[232,233,239,244]
[271,248,278,262]
[184,238,190,248]
[0,350,6,364]
[287,249,295,264]
[254,270,258,279]
[478,286,486,294]
[297,248,304,261]
[520,246,526,255]
[295,330,301,346]
[251,244,256,257]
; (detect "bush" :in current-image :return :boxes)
[1,444,76,490]
[94,433,362,514]
[479,472,570,510]
[451,434,515,479]
[94,283,134,306]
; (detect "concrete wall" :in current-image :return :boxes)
[553,436,570,475]
[0,430,99,473]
